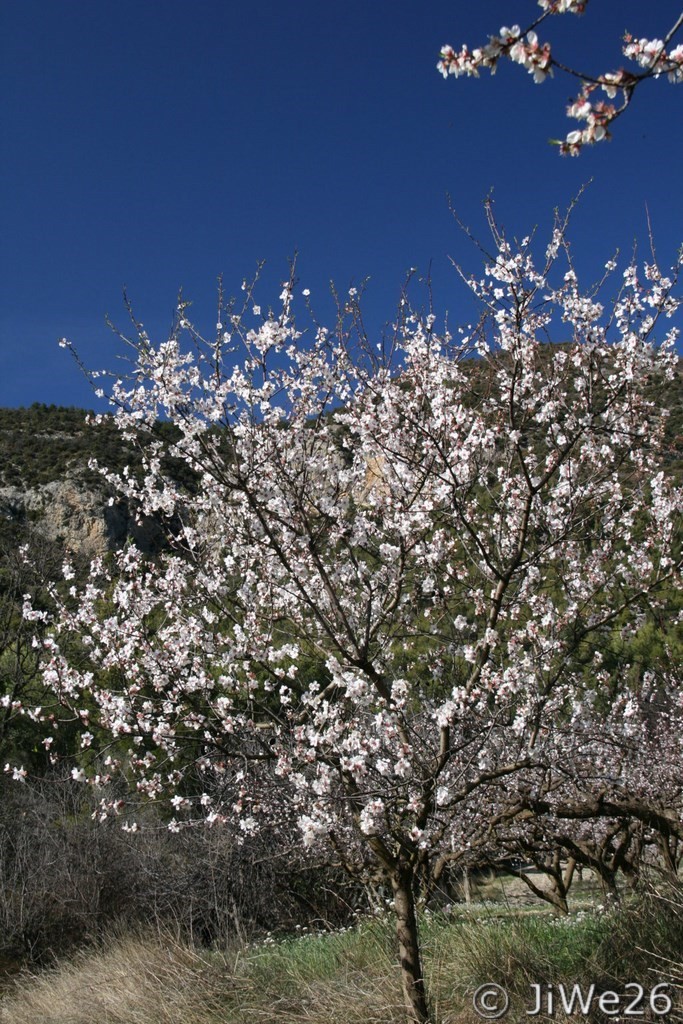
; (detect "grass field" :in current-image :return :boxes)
[1,887,682,1023]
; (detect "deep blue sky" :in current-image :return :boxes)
[2,1,682,409]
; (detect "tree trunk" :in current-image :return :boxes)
[392,862,431,1024]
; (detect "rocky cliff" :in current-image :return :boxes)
[0,405,174,558]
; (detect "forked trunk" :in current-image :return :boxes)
[392,862,431,1024]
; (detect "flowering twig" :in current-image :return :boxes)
[437,2,683,155]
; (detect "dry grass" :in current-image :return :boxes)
[0,923,409,1024]
[0,931,233,1024]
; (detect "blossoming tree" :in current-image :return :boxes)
[438,1,683,154]
[22,216,682,1023]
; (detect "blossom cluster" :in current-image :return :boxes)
[623,35,683,82]
[559,30,683,155]
[438,26,552,85]
[537,0,586,13]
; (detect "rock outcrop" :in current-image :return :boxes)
[0,480,169,559]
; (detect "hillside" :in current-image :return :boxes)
[0,357,680,556]
[0,405,195,557]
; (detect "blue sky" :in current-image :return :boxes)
[1,0,682,409]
